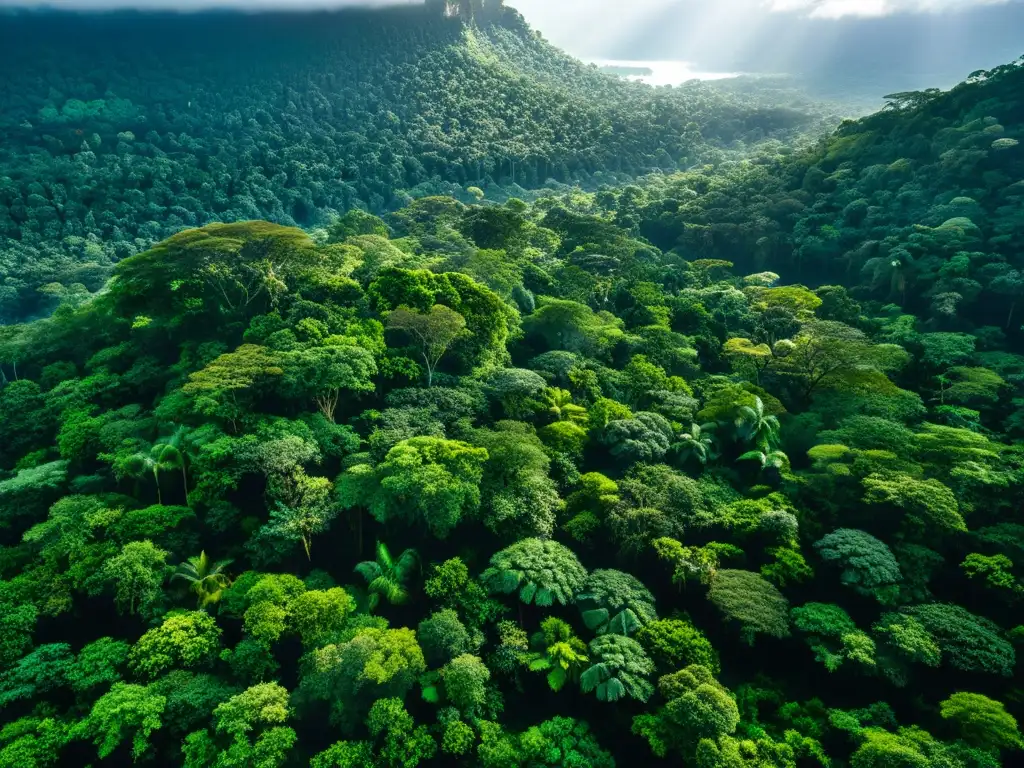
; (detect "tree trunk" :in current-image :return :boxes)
[303,536,312,561]
[181,465,190,508]
[1007,302,1016,329]
[154,469,163,506]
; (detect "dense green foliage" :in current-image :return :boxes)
[1,5,1023,768]
[0,3,822,323]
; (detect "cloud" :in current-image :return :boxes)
[0,0,421,9]
[765,0,1013,17]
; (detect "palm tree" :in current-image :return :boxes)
[126,450,162,505]
[354,541,419,612]
[738,448,790,473]
[153,426,191,506]
[542,388,588,425]
[126,428,192,507]
[172,551,234,608]
[674,422,716,466]
[734,396,780,450]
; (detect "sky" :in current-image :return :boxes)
[510,0,1024,94]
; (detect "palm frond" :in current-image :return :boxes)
[376,540,394,569]
[354,561,382,582]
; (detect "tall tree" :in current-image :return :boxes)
[386,305,466,387]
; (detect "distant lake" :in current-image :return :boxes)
[592,59,738,86]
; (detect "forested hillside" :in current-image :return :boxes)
[2,5,1024,768]
[630,56,1024,335]
[0,3,821,323]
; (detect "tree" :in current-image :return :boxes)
[283,344,377,422]
[871,612,940,686]
[523,297,626,357]
[0,600,37,668]
[98,540,168,616]
[289,589,354,648]
[862,473,965,538]
[540,387,588,425]
[182,345,284,431]
[441,719,475,757]
[423,557,504,630]
[78,682,166,760]
[113,221,315,320]
[526,617,589,693]
[172,552,234,608]
[0,715,70,767]
[761,547,814,587]
[653,537,722,588]
[339,437,488,539]
[418,609,471,668]
[310,741,375,768]
[484,368,547,419]
[578,569,657,636]
[815,529,903,603]
[772,320,907,401]
[124,449,165,505]
[636,619,720,674]
[940,692,1022,752]
[129,611,222,680]
[517,717,614,768]
[152,427,191,506]
[735,396,780,449]
[386,305,466,387]
[907,603,1015,676]
[707,570,790,645]
[328,209,390,242]
[0,460,68,528]
[962,553,1020,593]
[441,654,490,715]
[674,422,716,467]
[723,338,774,383]
[202,682,296,768]
[469,423,562,539]
[737,447,790,475]
[632,665,739,759]
[0,643,73,708]
[355,542,419,612]
[0,380,53,468]
[601,412,674,464]
[580,634,655,703]
[301,628,426,723]
[252,473,336,561]
[791,603,876,672]
[67,637,131,694]
[366,697,437,767]
[482,538,587,607]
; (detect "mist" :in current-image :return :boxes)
[511,0,1024,97]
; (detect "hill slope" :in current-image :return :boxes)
[0,4,818,322]
[629,55,1024,335]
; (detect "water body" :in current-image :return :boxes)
[591,58,738,86]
